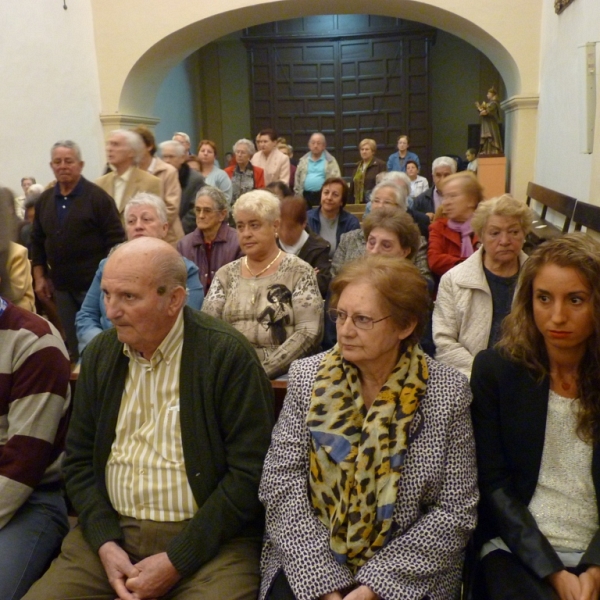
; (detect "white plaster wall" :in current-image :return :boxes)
[535,0,600,203]
[153,58,199,149]
[0,0,104,193]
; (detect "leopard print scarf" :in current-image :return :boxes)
[307,342,428,572]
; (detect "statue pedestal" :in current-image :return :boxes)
[478,156,507,199]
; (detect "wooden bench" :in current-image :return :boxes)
[345,203,367,222]
[525,182,577,245]
[572,201,600,234]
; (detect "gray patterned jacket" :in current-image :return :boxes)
[259,352,478,600]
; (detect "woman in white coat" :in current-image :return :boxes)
[433,195,533,378]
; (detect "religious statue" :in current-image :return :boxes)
[475,87,504,156]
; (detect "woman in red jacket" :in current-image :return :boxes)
[428,171,483,279]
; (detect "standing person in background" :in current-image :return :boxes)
[466,148,479,173]
[251,128,290,186]
[96,129,162,216]
[197,140,233,203]
[406,159,429,197]
[277,140,296,190]
[387,134,420,173]
[132,125,184,245]
[225,139,265,204]
[14,176,36,219]
[33,140,125,363]
[294,133,341,208]
[348,138,387,204]
[159,140,206,235]
[173,131,192,154]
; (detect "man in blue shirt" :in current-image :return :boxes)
[387,134,420,173]
[294,133,341,207]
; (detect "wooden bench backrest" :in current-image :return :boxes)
[573,201,600,233]
[526,182,577,232]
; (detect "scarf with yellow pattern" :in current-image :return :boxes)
[307,342,428,572]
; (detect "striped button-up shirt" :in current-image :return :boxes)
[105,311,197,521]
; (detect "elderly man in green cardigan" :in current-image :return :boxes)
[25,237,274,600]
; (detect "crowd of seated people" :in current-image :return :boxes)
[5,122,600,600]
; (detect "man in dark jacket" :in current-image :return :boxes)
[412,156,457,221]
[30,140,124,362]
[159,140,205,234]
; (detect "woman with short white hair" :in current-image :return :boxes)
[225,138,266,203]
[203,189,323,379]
[76,193,204,355]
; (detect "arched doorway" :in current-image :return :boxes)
[93,0,541,196]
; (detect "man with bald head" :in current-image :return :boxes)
[25,237,274,600]
[294,132,341,207]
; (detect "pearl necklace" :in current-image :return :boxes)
[245,250,282,304]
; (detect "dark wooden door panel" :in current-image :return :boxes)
[245,17,434,180]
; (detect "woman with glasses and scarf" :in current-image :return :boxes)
[259,255,477,600]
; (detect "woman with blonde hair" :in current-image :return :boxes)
[433,194,533,377]
[348,139,387,204]
[471,233,600,599]
[203,189,323,378]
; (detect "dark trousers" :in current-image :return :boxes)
[266,570,296,600]
[54,288,87,363]
[474,549,585,600]
[303,190,321,208]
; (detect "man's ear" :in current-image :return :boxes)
[167,286,187,316]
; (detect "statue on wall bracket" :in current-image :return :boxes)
[555,0,576,14]
[475,87,504,156]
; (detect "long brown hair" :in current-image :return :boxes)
[497,233,600,443]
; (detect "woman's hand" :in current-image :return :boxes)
[547,570,582,600]
[343,585,379,600]
[579,565,600,600]
[320,592,344,600]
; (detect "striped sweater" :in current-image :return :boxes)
[0,299,71,529]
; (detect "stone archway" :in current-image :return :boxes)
[92,0,541,196]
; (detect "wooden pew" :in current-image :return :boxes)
[572,201,600,234]
[525,182,577,245]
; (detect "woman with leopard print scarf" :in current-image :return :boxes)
[259,255,478,600]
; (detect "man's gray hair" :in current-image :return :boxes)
[159,140,185,157]
[110,129,145,164]
[371,182,407,211]
[155,252,187,295]
[310,132,326,145]
[173,132,190,145]
[124,192,168,224]
[233,139,256,155]
[196,185,230,217]
[51,140,82,161]
[432,156,458,174]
